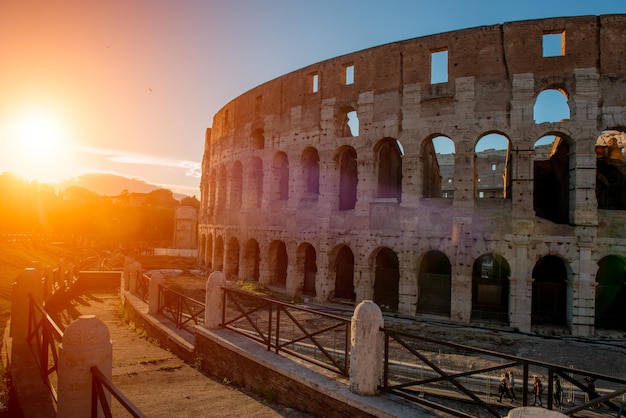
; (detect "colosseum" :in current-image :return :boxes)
[198,15,626,338]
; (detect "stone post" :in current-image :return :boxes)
[149,272,164,315]
[349,300,384,395]
[129,261,142,294]
[10,268,44,341]
[204,271,226,329]
[57,315,112,418]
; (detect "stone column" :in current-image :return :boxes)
[129,261,142,294]
[204,271,226,329]
[149,272,164,315]
[57,315,112,418]
[10,268,44,341]
[349,300,384,395]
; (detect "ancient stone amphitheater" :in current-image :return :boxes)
[198,15,626,337]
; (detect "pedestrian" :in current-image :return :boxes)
[507,371,517,402]
[533,375,544,406]
[584,376,598,401]
[498,372,512,402]
[553,374,562,407]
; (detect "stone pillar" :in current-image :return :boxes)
[122,257,133,291]
[10,268,44,341]
[149,272,164,315]
[129,261,142,294]
[350,300,384,395]
[57,315,112,418]
[204,271,226,329]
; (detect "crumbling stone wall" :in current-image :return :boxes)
[198,15,626,337]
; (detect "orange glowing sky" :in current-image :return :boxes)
[1,1,624,196]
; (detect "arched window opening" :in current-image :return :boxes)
[226,237,240,279]
[595,255,626,331]
[243,239,260,282]
[214,236,225,271]
[231,161,243,210]
[300,244,317,297]
[474,134,511,199]
[417,251,451,317]
[533,135,570,224]
[206,234,213,269]
[531,255,567,327]
[251,128,265,150]
[424,136,454,198]
[249,157,263,208]
[595,130,626,210]
[334,246,355,300]
[217,166,227,209]
[301,147,320,197]
[347,111,359,137]
[533,89,570,123]
[273,152,289,201]
[338,147,358,211]
[373,248,399,311]
[471,253,510,324]
[338,107,359,137]
[209,169,217,213]
[269,241,288,286]
[377,138,403,201]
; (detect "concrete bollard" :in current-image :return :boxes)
[204,271,226,329]
[149,272,165,315]
[349,300,384,395]
[10,268,44,341]
[57,315,112,418]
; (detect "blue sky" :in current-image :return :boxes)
[1,0,624,195]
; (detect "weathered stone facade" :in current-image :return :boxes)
[198,15,626,337]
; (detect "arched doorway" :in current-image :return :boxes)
[417,250,451,317]
[373,248,399,311]
[301,244,317,297]
[532,255,567,326]
[269,241,288,286]
[334,246,355,300]
[243,239,260,281]
[471,253,510,324]
[595,255,626,331]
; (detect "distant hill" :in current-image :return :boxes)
[56,173,162,196]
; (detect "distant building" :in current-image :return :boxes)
[173,206,197,249]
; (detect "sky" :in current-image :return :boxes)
[1,1,624,197]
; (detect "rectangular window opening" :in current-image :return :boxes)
[491,164,497,171]
[542,31,565,57]
[344,64,354,85]
[309,72,319,93]
[430,50,448,84]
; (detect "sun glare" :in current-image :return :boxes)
[1,109,75,182]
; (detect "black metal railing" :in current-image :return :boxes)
[381,327,626,417]
[157,285,205,332]
[137,273,150,302]
[222,287,351,376]
[91,366,146,418]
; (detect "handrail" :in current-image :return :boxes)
[137,273,150,302]
[221,287,351,376]
[91,365,146,418]
[157,285,205,332]
[381,327,626,417]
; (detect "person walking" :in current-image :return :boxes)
[499,373,512,402]
[507,371,517,402]
[533,375,544,407]
[553,374,562,407]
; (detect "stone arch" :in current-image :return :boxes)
[422,135,454,198]
[531,254,568,327]
[217,165,227,209]
[332,245,355,300]
[301,147,320,197]
[230,161,243,210]
[533,86,571,123]
[337,105,359,137]
[416,250,451,317]
[375,138,403,201]
[199,234,206,266]
[209,168,217,213]
[474,133,511,199]
[336,146,358,211]
[226,236,240,279]
[372,247,400,311]
[268,240,288,286]
[206,233,213,269]
[242,238,260,281]
[248,157,264,208]
[214,235,225,271]
[533,133,571,224]
[471,253,511,324]
[595,255,626,331]
[595,129,626,210]
[272,152,289,201]
[251,128,265,150]
[297,243,317,297]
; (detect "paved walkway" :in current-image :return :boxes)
[15,290,311,418]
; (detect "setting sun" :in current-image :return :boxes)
[1,108,75,183]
